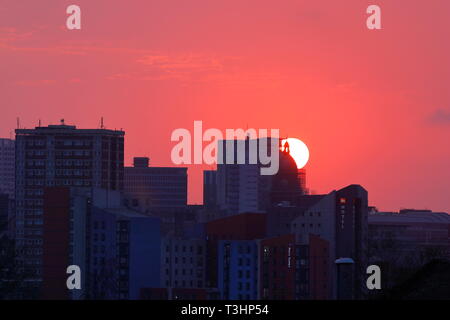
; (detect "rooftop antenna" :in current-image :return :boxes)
[16,117,20,129]
[38,119,41,127]
[100,117,104,129]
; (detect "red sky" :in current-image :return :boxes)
[1,0,449,212]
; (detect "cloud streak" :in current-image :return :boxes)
[428,109,450,126]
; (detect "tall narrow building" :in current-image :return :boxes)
[0,138,15,198]
[15,122,124,279]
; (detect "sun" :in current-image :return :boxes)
[281,138,310,169]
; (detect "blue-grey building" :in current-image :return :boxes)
[217,240,259,300]
[88,206,161,300]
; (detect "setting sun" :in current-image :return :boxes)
[281,138,310,169]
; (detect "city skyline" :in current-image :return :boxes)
[1,0,449,213]
[1,120,448,214]
[1,0,450,304]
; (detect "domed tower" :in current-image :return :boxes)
[270,140,303,206]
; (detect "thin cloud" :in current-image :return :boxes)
[136,54,225,73]
[14,79,56,86]
[428,109,450,126]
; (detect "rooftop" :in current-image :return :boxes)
[369,210,450,224]
[15,120,124,135]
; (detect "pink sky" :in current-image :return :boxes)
[1,0,449,212]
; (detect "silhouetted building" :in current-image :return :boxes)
[203,170,217,208]
[161,237,206,291]
[205,213,267,288]
[124,157,187,213]
[15,123,124,279]
[211,138,306,217]
[0,138,15,198]
[0,193,14,236]
[259,234,296,300]
[218,240,259,300]
[368,209,450,289]
[295,234,331,300]
[266,184,368,299]
[112,209,161,299]
[369,209,450,256]
[42,187,161,300]
[335,257,355,300]
[42,187,89,300]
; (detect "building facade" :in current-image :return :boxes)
[42,187,160,300]
[210,138,306,218]
[124,157,187,214]
[161,237,206,292]
[259,234,296,300]
[266,185,368,299]
[0,193,14,236]
[15,123,124,278]
[0,138,15,198]
[217,240,259,300]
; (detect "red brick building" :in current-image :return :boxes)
[259,234,296,300]
[42,187,71,300]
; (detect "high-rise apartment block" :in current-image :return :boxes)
[15,123,124,277]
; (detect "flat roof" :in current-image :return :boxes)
[369,211,450,224]
[16,125,125,136]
